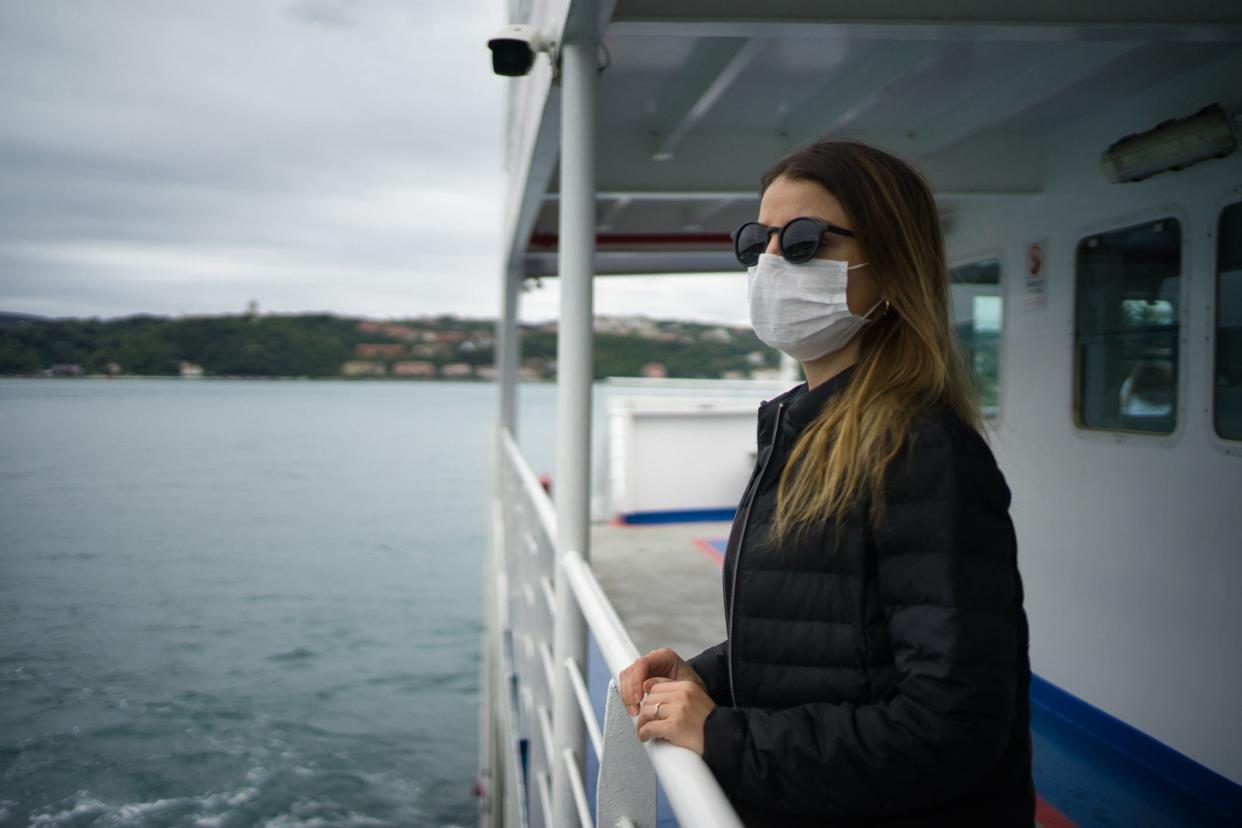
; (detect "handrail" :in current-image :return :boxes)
[564,657,604,758]
[563,747,593,828]
[500,434,742,828]
[539,576,556,620]
[539,641,556,699]
[536,770,552,828]
[502,428,558,544]
[538,704,556,773]
[561,548,744,828]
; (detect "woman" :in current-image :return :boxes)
[618,139,1034,827]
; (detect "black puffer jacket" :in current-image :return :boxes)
[688,365,1034,827]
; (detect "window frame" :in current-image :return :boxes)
[1209,187,1242,457]
[947,249,1007,421]
[1071,203,1189,449]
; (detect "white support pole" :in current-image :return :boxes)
[497,261,522,442]
[551,19,598,828]
[489,254,523,828]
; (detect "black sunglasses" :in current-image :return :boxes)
[731,217,856,267]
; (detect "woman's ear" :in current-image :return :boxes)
[862,299,890,321]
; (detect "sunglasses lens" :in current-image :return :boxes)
[734,223,768,266]
[781,218,823,263]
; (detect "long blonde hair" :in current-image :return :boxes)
[762,139,983,549]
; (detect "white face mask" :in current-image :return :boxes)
[747,252,882,362]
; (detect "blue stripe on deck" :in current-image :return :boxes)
[1030,677,1242,826]
[570,534,1242,827]
[617,507,736,524]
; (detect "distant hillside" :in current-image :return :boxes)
[0,311,779,381]
[0,311,50,325]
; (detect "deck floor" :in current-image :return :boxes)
[588,519,729,663]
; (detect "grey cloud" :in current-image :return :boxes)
[1,137,502,255]
[0,0,509,320]
[287,0,359,28]
[0,1,745,326]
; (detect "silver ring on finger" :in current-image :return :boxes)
[654,702,662,719]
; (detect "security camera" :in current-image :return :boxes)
[488,24,554,77]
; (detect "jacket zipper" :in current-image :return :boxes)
[727,401,785,708]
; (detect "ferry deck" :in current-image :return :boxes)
[586,519,1235,826]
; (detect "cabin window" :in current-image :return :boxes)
[1074,218,1181,434]
[1217,201,1242,441]
[949,259,1002,417]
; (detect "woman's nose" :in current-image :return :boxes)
[764,233,780,257]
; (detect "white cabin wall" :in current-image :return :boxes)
[946,48,1242,781]
[610,405,757,515]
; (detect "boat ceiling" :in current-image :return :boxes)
[509,1,1242,277]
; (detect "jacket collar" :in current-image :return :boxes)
[758,363,858,444]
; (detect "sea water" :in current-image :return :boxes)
[0,378,562,828]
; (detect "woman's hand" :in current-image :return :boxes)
[619,647,706,715]
[634,679,716,756]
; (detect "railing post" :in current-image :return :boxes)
[551,8,598,826]
[597,679,657,828]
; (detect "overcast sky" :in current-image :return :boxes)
[0,1,749,326]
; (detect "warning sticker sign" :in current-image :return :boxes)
[1025,240,1046,311]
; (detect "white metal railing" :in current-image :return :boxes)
[495,428,743,828]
